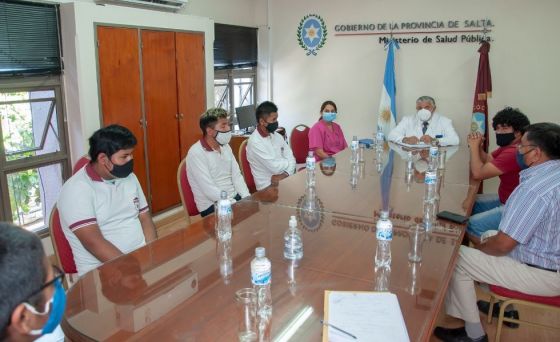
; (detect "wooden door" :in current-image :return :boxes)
[97,26,149,195]
[141,30,181,213]
[175,32,206,159]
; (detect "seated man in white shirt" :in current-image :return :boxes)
[388,96,460,146]
[58,125,157,276]
[186,108,250,217]
[247,101,296,190]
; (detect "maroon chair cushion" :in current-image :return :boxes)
[240,142,257,193]
[490,284,560,307]
[179,161,200,216]
[290,125,310,164]
[51,207,77,274]
[72,156,90,175]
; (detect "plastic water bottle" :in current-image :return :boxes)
[376,130,385,151]
[424,169,438,202]
[251,247,272,318]
[283,215,303,262]
[351,135,359,163]
[375,211,393,268]
[429,140,439,170]
[305,151,315,187]
[216,190,232,241]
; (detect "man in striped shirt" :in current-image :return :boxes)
[435,123,560,342]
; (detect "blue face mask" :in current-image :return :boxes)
[516,150,531,170]
[323,112,337,122]
[24,278,67,336]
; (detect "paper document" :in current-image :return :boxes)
[394,141,430,149]
[323,291,410,342]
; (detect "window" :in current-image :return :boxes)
[0,77,69,235]
[213,23,258,129]
[214,67,256,113]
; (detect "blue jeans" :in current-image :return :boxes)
[467,194,504,237]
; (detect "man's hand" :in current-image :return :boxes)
[467,132,484,149]
[475,231,518,256]
[420,135,433,144]
[402,136,419,145]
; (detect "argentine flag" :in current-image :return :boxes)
[377,39,399,137]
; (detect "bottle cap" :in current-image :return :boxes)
[255,247,265,257]
[289,215,297,228]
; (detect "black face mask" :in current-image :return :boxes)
[110,159,134,178]
[496,133,516,147]
[266,121,279,133]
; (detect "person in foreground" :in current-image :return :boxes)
[0,222,66,342]
[388,96,460,146]
[58,125,157,276]
[434,122,560,342]
[247,101,296,190]
[308,100,348,160]
[466,107,530,242]
[186,108,250,217]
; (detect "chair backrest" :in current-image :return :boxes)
[72,155,90,174]
[177,158,199,219]
[239,140,257,193]
[49,205,78,275]
[290,124,310,163]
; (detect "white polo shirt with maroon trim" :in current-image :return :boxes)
[57,163,149,276]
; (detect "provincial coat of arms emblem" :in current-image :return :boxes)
[297,14,327,56]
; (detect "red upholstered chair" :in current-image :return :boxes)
[49,205,77,288]
[238,140,257,194]
[177,158,199,223]
[290,124,310,164]
[487,284,560,341]
[72,155,90,174]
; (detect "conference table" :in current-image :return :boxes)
[62,143,479,341]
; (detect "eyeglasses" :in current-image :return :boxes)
[25,265,65,300]
[517,143,537,151]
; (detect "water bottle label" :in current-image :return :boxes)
[306,158,315,170]
[251,271,271,285]
[351,140,359,150]
[218,200,232,216]
[425,171,437,185]
[376,228,393,241]
[429,146,439,157]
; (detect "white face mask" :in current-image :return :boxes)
[215,130,232,146]
[417,108,432,122]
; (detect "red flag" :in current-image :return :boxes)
[470,41,492,151]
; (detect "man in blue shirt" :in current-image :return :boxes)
[434,123,560,342]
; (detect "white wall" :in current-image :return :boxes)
[59,2,215,163]
[268,0,560,146]
[183,0,260,27]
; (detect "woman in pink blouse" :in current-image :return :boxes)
[308,100,348,160]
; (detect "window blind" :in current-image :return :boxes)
[214,23,257,70]
[0,0,61,76]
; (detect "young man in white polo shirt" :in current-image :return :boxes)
[57,125,157,276]
[247,101,296,190]
[186,108,250,217]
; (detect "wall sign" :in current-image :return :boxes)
[333,19,494,44]
[297,14,328,55]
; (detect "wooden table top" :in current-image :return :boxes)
[62,144,478,341]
